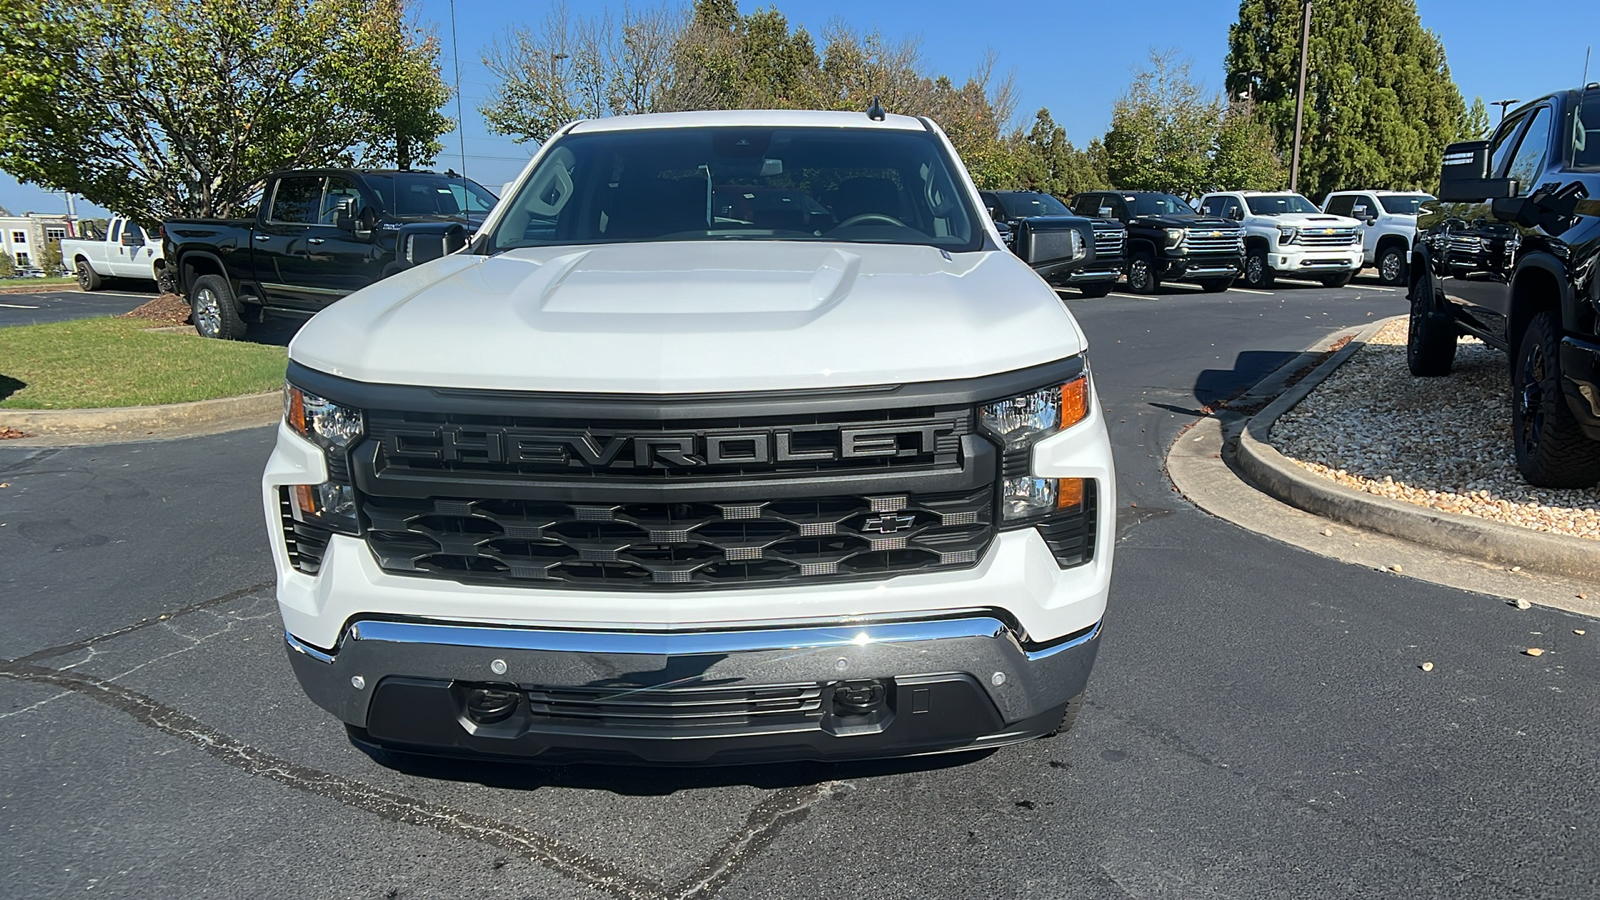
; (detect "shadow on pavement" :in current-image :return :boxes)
[351,734,996,795]
[1191,349,1300,410]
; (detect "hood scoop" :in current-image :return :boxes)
[500,243,863,316]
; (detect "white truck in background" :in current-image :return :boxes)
[59,215,170,291]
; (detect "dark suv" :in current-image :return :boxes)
[1070,191,1245,293]
[980,190,1127,297]
[1410,84,1600,487]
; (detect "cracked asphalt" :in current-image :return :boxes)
[3,278,1597,898]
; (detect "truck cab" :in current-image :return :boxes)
[1408,85,1600,488]
[60,214,168,291]
[1321,190,1434,285]
[1196,191,1364,288]
[165,169,497,339]
[1071,191,1245,293]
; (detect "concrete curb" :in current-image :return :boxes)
[1235,316,1600,581]
[0,282,82,294]
[0,391,280,444]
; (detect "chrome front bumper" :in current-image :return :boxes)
[286,614,1101,763]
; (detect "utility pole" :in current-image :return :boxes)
[1491,99,1520,121]
[1289,0,1312,193]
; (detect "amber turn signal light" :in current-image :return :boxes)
[1061,376,1089,429]
[1057,477,1085,510]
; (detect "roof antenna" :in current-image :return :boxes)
[866,95,886,121]
[1575,47,1592,157]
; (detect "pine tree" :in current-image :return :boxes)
[1226,0,1466,198]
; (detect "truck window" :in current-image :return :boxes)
[1324,195,1354,217]
[1487,111,1529,180]
[318,176,363,225]
[108,219,121,242]
[1576,89,1600,169]
[1221,198,1243,220]
[999,193,1071,218]
[123,223,144,243]
[270,176,325,224]
[1504,106,1553,196]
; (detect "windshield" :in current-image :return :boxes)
[363,172,498,218]
[1244,194,1320,215]
[999,192,1070,217]
[489,126,980,252]
[1127,193,1195,217]
[1378,194,1434,215]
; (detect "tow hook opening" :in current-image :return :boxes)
[461,683,521,725]
[823,678,894,736]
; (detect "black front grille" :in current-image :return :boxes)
[363,488,994,589]
[365,405,971,483]
[279,488,332,575]
[525,682,825,731]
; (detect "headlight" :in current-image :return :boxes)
[1069,228,1086,260]
[1164,228,1185,249]
[1277,226,1299,245]
[284,383,363,534]
[980,373,1091,522]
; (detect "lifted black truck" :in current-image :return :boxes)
[1071,191,1245,294]
[980,190,1127,297]
[1410,84,1600,487]
[163,169,496,339]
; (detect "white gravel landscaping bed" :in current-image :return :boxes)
[1271,318,1600,542]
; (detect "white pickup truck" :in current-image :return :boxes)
[59,215,169,291]
[265,109,1116,765]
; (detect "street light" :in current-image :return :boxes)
[1492,99,1520,121]
[1289,0,1312,192]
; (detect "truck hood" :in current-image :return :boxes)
[1260,212,1361,228]
[1131,214,1236,229]
[288,241,1086,394]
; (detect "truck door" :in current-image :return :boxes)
[1437,104,1553,341]
[253,175,325,309]
[296,175,382,302]
[114,222,155,279]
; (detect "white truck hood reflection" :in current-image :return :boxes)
[288,241,1087,393]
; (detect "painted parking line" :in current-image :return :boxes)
[1351,284,1398,292]
[1110,293,1152,301]
[0,303,40,308]
[1227,287,1275,296]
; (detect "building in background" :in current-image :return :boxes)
[1,212,75,273]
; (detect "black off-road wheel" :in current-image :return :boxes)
[1406,274,1456,376]
[75,260,102,291]
[1320,270,1355,288]
[1377,245,1408,285]
[1511,310,1600,488]
[1127,251,1160,295]
[190,274,248,340]
[1243,247,1273,288]
[1078,281,1115,299]
[1043,693,1085,738]
[1198,277,1234,293]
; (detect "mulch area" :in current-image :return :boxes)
[115,293,191,326]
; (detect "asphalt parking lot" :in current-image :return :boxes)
[2,275,1596,899]
[0,287,159,327]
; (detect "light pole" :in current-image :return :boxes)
[1289,0,1312,193]
[1492,99,1520,121]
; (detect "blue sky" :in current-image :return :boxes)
[5,0,1597,218]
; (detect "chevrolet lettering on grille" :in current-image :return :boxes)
[381,422,962,470]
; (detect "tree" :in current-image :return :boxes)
[1461,96,1490,140]
[1210,99,1287,191]
[1012,109,1109,197]
[1104,51,1219,195]
[0,0,453,222]
[41,236,63,276]
[1226,0,1466,198]
[0,251,14,279]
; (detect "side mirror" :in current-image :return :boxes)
[120,230,143,247]
[333,198,356,233]
[1229,208,1244,221]
[1439,140,1518,202]
[1365,217,1378,226]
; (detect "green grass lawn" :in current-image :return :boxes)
[0,276,77,288]
[0,318,286,409]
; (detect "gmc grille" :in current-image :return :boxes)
[362,488,994,589]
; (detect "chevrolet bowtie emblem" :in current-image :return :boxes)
[863,514,917,534]
[1323,228,1335,234]
[1210,231,1221,237]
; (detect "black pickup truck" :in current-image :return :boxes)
[1070,191,1244,293]
[980,190,1127,297]
[1409,84,1600,487]
[163,169,497,339]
